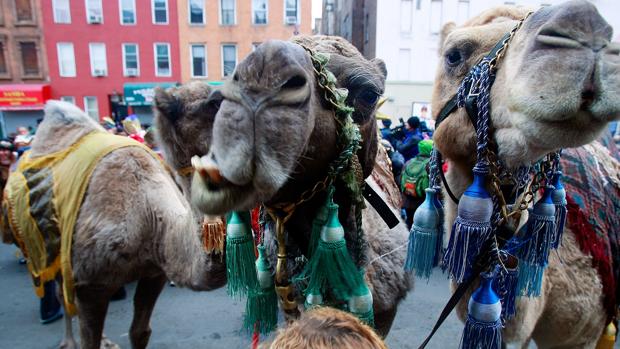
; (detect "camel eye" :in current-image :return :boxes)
[358,90,379,106]
[445,49,463,67]
[282,75,306,89]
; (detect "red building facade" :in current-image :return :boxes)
[40,0,180,124]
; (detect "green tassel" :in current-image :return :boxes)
[348,272,375,327]
[308,200,330,257]
[303,201,364,301]
[304,290,324,310]
[225,211,257,298]
[243,245,278,334]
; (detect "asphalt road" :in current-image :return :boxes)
[0,241,603,349]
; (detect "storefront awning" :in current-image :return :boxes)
[0,84,51,111]
[123,82,179,106]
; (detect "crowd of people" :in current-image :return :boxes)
[378,107,435,229]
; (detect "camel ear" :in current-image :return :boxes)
[154,87,184,123]
[371,58,387,79]
[440,22,457,49]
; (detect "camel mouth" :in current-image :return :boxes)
[190,154,258,215]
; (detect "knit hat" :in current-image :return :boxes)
[418,139,433,156]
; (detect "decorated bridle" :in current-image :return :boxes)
[410,10,569,349]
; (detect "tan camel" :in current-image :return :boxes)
[1,99,226,349]
[432,1,620,348]
[180,36,411,336]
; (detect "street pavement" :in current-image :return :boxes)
[0,241,606,349]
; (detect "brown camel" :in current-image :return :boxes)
[1,100,226,349]
[432,1,620,348]
[179,36,411,336]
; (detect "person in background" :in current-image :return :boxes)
[395,117,423,162]
[123,115,145,143]
[400,140,433,229]
[14,126,33,152]
[380,119,393,142]
[101,117,117,134]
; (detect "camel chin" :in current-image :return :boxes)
[190,171,259,215]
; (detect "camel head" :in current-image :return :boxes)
[153,81,222,195]
[433,0,620,168]
[193,36,387,214]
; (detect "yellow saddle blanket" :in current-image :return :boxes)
[2,131,157,315]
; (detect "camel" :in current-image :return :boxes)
[1,99,226,349]
[171,36,411,336]
[432,1,620,348]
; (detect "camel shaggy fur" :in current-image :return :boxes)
[178,36,411,336]
[432,1,620,348]
[2,100,226,349]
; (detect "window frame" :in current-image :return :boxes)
[190,44,207,78]
[53,0,72,24]
[188,0,205,25]
[221,43,237,78]
[17,38,41,79]
[429,0,443,35]
[153,42,172,77]
[83,96,99,120]
[85,0,104,24]
[13,0,36,26]
[283,0,300,25]
[219,0,236,26]
[122,43,140,77]
[0,37,10,79]
[119,0,137,25]
[88,42,108,77]
[57,42,76,77]
[252,0,268,25]
[151,0,169,25]
[60,96,75,104]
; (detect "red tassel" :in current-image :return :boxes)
[252,325,260,349]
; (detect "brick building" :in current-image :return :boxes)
[177,0,312,83]
[40,0,181,125]
[0,0,51,136]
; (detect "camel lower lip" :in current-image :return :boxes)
[192,174,255,215]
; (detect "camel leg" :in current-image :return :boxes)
[129,274,167,349]
[75,285,112,349]
[374,306,398,338]
[57,279,77,349]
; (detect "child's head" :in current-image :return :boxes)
[266,307,387,349]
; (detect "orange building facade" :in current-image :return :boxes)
[177,0,311,82]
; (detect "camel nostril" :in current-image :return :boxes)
[281,75,307,89]
[536,27,582,49]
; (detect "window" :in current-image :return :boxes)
[457,0,469,25]
[122,43,139,76]
[221,44,236,77]
[84,96,99,119]
[60,96,75,104]
[398,48,411,80]
[86,0,103,23]
[284,0,298,24]
[154,43,171,76]
[252,0,267,25]
[120,0,136,24]
[364,14,369,43]
[89,43,107,76]
[14,0,34,23]
[220,0,235,25]
[430,0,442,34]
[57,43,76,77]
[400,0,412,33]
[189,0,204,24]
[152,0,168,24]
[0,42,8,76]
[19,41,39,76]
[53,0,71,23]
[191,44,206,78]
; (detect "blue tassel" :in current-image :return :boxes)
[551,172,567,249]
[443,171,493,283]
[460,272,502,349]
[405,188,442,280]
[515,186,555,296]
[494,255,519,320]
